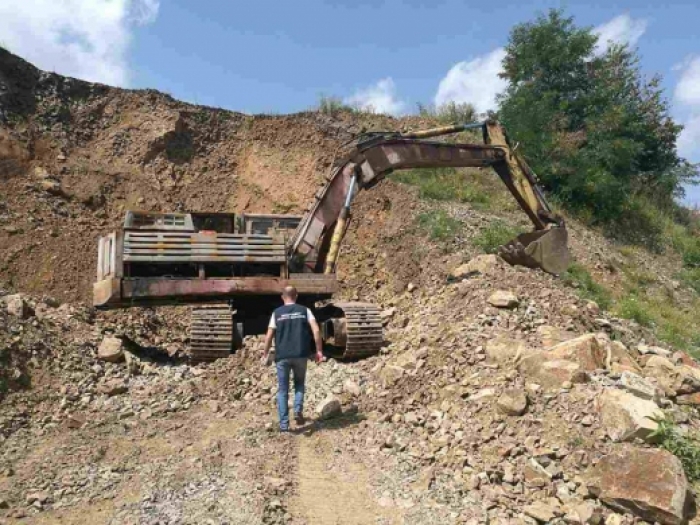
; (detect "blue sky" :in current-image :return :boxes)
[2,0,699,204]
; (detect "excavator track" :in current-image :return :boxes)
[189,305,234,364]
[333,302,384,359]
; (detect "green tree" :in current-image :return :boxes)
[498,9,697,232]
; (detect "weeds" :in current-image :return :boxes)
[560,262,613,309]
[680,268,700,294]
[649,413,700,482]
[417,210,462,242]
[416,101,477,124]
[316,95,357,116]
[393,168,491,209]
[616,294,654,327]
[472,221,524,256]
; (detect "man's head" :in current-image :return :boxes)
[281,285,298,304]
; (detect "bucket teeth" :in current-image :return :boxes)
[189,305,233,364]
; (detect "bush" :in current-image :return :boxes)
[394,168,491,208]
[680,268,700,294]
[417,101,477,124]
[472,221,523,255]
[649,414,700,482]
[417,210,462,242]
[616,294,654,327]
[316,95,356,116]
[561,262,613,309]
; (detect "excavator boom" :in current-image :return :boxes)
[290,120,569,275]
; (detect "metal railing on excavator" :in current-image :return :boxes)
[289,120,570,276]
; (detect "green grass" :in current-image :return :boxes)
[417,210,462,242]
[315,95,358,116]
[416,101,477,124]
[560,262,613,309]
[472,220,524,255]
[680,268,700,294]
[649,413,700,482]
[393,168,492,209]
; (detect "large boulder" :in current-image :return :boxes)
[586,446,691,525]
[518,357,589,390]
[451,254,503,279]
[597,389,662,442]
[485,337,533,365]
[546,333,609,371]
[619,371,657,400]
[5,294,30,319]
[97,337,126,363]
[536,325,573,348]
[643,356,700,397]
[487,290,519,309]
[315,395,342,420]
[497,389,528,416]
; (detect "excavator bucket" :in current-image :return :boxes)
[497,226,570,275]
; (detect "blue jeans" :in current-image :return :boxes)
[275,358,308,430]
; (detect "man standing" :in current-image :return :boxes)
[263,286,324,432]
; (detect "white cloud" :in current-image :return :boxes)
[0,0,160,87]
[674,56,700,203]
[434,48,507,115]
[344,78,406,116]
[675,56,700,108]
[594,14,648,55]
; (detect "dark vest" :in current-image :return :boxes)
[273,304,312,361]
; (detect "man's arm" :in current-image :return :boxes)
[309,319,324,363]
[262,327,275,363]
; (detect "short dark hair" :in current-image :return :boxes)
[282,286,298,300]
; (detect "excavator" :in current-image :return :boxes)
[93,120,570,363]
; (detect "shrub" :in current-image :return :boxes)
[616,294,654,327]
[417,210,462,242]
[417,101,477,124]
[561,262,613,309]
[316,95,356,116]
[680,268,700,294]
[472,221,523,255]
[394,168,491,208]
[649,414,700,482]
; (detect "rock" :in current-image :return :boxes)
[380,307,397,321]
[564,501,603,525]
[485,337,533,365]
[497,389,528,416]
[406,282,416,293]
[469,388,497,402]
[97,337,125,363]
[5,294,30,319]
[25,491,50,505]
[0,498,8,509]
[519,357,589,390]
[451,254,502,279]
[315,395,342,420]
[546,333,609,371]
[66,414,86,429]
[586,446,690,525]
[39,178,62,194]
[638,344,672,357]
[537,325,572,348]
[608,341,642,374]
[619,371,656,400]
[380,365,404,387]
[675,393,700,406]
[97,380,129,396]
[643,355,679,395]
[597,389,662,442]
[487,290,519,309]
[343,379,361,397]
[33,166,52,179]
[523,501,558,522]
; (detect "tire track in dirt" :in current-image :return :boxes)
[291,431,401,525]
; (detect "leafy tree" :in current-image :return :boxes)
[498,9,698,233]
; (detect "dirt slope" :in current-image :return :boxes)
[3,50,700,525]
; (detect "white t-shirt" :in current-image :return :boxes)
[268,307,315,329]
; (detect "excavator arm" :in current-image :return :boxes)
[290,120,570,275]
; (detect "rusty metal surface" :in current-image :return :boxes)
[93,275,337,308]
[189,305,234,363]
[332,302,383,360]
[123,231,286,263]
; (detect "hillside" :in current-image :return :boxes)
[2,49,700,525]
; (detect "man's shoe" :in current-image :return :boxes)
[294,413,305,425]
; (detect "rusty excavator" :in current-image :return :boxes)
[93,120,570,362]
